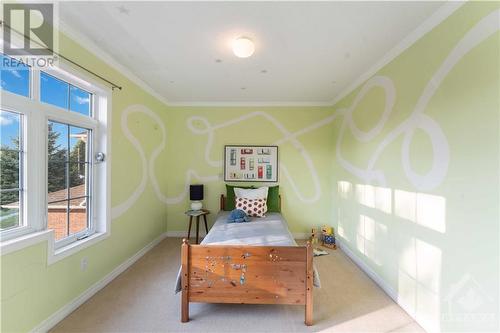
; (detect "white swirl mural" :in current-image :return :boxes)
[187,112,324,203]
[111,9,499,218]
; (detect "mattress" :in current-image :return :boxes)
[174,211,321,293]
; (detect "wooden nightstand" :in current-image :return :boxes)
[185,209,210,244]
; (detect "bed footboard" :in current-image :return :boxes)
[181,239,313,325]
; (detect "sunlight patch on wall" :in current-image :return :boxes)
[337,181,355,241]
[338,180,353,199]
[375,186,392,214]
[355,183,392,214]
[395,190,446,233]
[337,208,348,241]
[356,214,387,266]
[416,193,446,233]
[398,237,442,331]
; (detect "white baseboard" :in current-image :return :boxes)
[337,238,397,298]
[29,231,431,333]
[31,232,168,333]
[337,238,433,333]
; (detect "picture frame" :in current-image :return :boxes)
[224,145,279,182]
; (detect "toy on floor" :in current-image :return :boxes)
[313,248,329,257]
[310,228,319,245]
[321,225,337,249]
[227,209,251,223]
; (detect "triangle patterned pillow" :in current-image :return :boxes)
[235,197,267,217]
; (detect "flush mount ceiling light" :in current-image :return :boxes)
[232,37,255,58]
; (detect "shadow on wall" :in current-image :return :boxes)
[330,5,500,332]
[336,180,497,332]
[337,180,445,331]
[338,181,446,329]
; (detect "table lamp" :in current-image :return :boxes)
[189,184,204,210]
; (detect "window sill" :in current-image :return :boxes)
[0,229,109,265]
[1,229,51,255]
[50,231,109,264]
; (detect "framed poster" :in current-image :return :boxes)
[224,145,278,182]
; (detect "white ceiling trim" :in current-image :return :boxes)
[167,101,334,107]
[58,20,170,106]
[329,1,465,106]
[58,1,464,108]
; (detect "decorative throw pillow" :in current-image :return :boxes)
[235,197,267,217]
[234,186,268,200]
[225,184,253,211]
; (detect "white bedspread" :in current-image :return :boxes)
[174,211,321,293]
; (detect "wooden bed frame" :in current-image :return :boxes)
[180,195,313,325]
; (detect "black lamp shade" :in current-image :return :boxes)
[190,185,204,201]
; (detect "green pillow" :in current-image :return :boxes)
[225,184,253,211]
[267,185,280,212]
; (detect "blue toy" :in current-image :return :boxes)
[227,209,251,223]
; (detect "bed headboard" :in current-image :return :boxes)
[220,194,281,212]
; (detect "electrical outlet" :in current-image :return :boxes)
[81,257,88,272]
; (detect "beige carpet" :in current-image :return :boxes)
[50,238,424,333]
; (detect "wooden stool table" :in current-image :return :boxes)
[185,209,209,244]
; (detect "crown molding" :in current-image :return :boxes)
[58,1,464,108]
[329,1,466,106]
[166,101,335,107]
[58,20,170,106]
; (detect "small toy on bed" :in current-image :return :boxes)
[227,209,251,223]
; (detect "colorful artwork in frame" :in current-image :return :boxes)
[224,145,278,182]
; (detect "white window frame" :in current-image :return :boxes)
[41,68,98,249]
[0,108,28,240]
[0,54,111,262]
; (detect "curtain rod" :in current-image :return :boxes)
[0,20,122,91]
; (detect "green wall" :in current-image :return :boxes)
[108,103,338,234]
[0,32,170,332]
[331,2,499,331]
[161,106,335,234]
[0,28,337,333]
[1,2,499,332]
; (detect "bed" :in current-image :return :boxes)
[176,194,320,326]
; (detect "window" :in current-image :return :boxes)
[41,72,95,244]
[1,53,109,253]
[41,72,92,116]
[47,121,92,242]
[70,86,91,117]
[0,110,24,231]
[41,72,69,109]
[0,54,30,97]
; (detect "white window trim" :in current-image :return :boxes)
[0,59,112,264]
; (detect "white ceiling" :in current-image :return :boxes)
[59,1,445,105]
